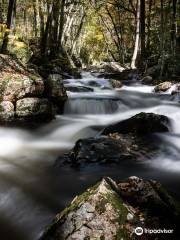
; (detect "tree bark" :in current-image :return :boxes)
[140,0,145,59]
[131,0,140,69]
[1,0,16,53]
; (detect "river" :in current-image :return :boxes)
[0,72,180,240]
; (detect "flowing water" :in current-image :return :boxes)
[0,72,180,240]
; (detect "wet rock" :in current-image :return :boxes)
[65,85,94,92]
[171,84,180,95]
[110,79,123,88]
[56,134,160,166]
[102,112,170,135]
[16,98,52,120]
[56,113,169,166]
[141,76,153,84]
[154,81,173,93]
[41,177,180,240]
[118,176,180,230]
[47,74,67,103]
[0,101,14,122]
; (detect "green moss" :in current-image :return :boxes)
[116,228,131,240]
[55,181,100,223]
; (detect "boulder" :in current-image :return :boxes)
[56,113,169,166]
[16,98,52,120]
[102,112,170,135]
[47,74,67,103]
[0,101,14,122]
[56,134,160,166]
[0,54,67,125]
[110,79,123,89]
[154,81,173,93]
[41,177,180,240]
[141,76,153,85]
[0,75,44,102]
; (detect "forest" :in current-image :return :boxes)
[0,0,180,240]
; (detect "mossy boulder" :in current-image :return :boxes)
[41,178,136,240]
[16,98,52,120]
[41,177,180,240]
[0,54,67,125]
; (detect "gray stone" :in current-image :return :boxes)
[0,101,14,121]
[47,74,67,102]
[154,81,173,93]
[16,98,52,119]
[141,76,153,84]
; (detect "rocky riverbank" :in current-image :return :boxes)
[41,176,180,239]
[0,54,67,126]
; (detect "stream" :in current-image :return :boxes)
[0,72,180,240]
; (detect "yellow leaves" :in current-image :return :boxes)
[0,24,10,34]
[14,41,26,49]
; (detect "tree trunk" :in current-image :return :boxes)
[140,0,145,59]
[131,0,140,69]
[160,0,165,77]
[146,0,153,52]
[58,0,66,50]
[171,0,177,56]
[1,0,16,53]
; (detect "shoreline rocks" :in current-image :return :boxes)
[41,176,180,240]
[0,54,67,125]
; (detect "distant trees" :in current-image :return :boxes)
[1,0,16,53]
[0,0,179,71]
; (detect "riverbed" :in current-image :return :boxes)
[0,72,180,240]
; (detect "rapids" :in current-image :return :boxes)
[0,72,180,240]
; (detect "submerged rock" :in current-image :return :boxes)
[154,81,173,93]
[41,177,180,240]
[65,85,94,92]
[102,112,170,135]
[110,79,123,89]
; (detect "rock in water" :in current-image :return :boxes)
[56,113,169,166]
[41,177,180,240]
[56,134,160,165]
[154,81,173,93]
[110,79,123,89]
[102,112,170,135]
[141,76,153,84]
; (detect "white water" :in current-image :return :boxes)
[0,72,180,240]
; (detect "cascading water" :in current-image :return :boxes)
[0,71,180,240]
